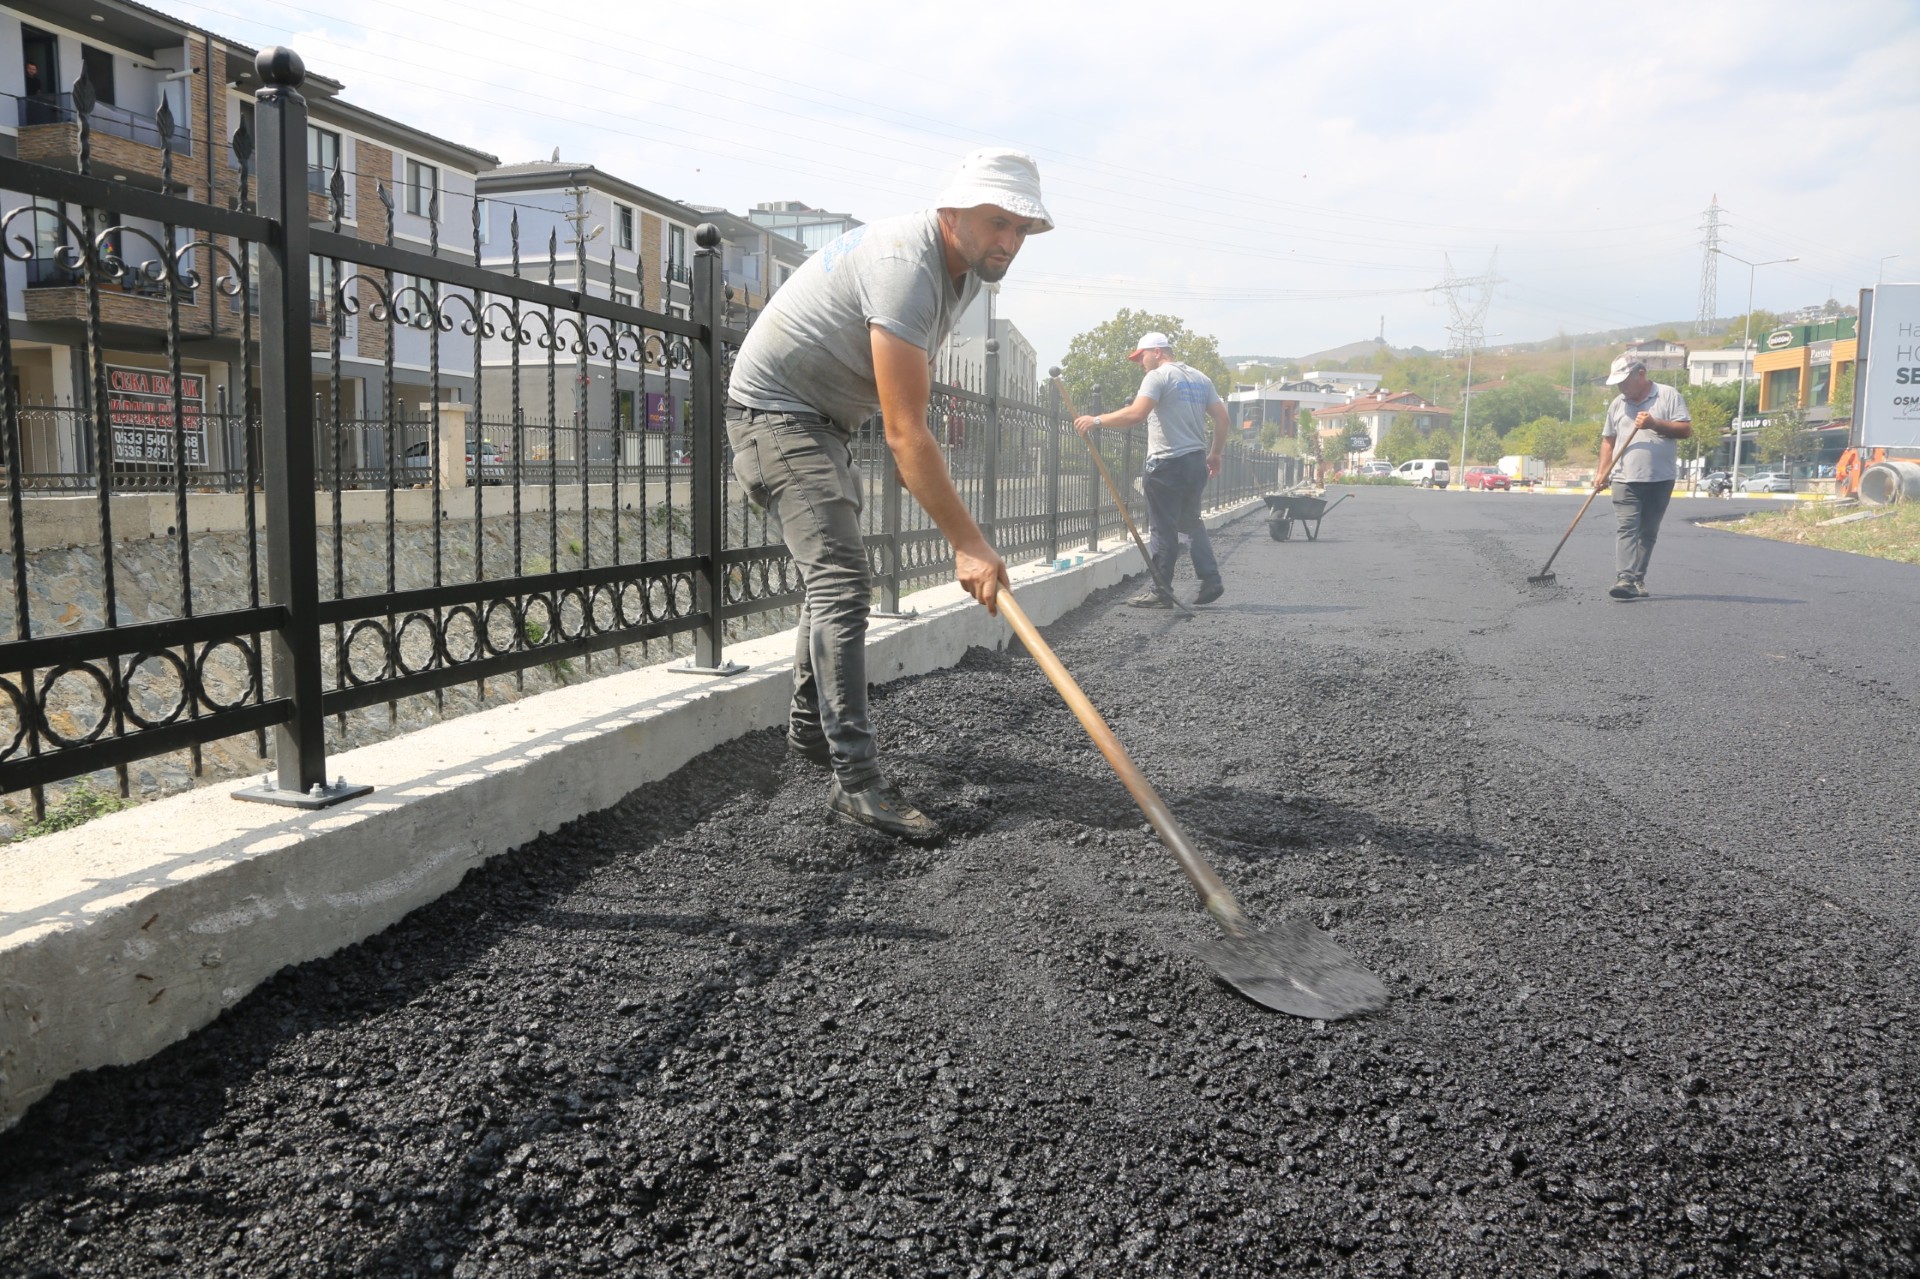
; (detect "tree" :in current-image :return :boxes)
[1830,365,1855,417]
[1465,422,1503,464]
[1467,373,1567,435]
[1059,310,1234,416]
[1378,417,1423,464]
[1756,408,1802,466]
[1683,396,1728,466]
[1516,415,1572,466]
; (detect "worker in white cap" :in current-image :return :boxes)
[1074,332,1229,607]
[1595,353,1691,601]
[726,148,1054,841]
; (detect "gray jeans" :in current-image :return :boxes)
[726,404,880,788]
[1612,479,1674,584]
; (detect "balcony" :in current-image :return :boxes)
[15,93,194,182]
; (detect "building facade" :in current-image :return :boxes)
[1753,317,1857,422]
[1,0,495,487]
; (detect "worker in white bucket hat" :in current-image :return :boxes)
[725,149,1053,841]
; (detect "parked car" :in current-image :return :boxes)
[1357,460,1395,478]
[1462,466,1511,491]
[403,438,509,485]
[1393,458,1451,488]
[1740,472,1793,493]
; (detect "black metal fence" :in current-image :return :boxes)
[0,48,1285,818]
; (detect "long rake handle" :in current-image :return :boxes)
[1535,421,1643,578]
[997,586,1249,936]
[1054,379,1188,612]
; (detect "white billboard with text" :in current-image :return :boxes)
[1859,283,1920,449]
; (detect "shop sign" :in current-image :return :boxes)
[107,366,206,466]
[1765,328,1795,351]
[644,392,677,431]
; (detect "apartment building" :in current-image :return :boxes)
[1,0,495,485]
[1311,391,1452,463]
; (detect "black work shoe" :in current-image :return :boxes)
[828,779,942,842]
[789,734,830,767]
[1126,590,1175,609]
[1193,580,1224,606]
[1608,579,1638,601]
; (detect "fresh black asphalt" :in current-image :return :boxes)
[3,486,1916,1277]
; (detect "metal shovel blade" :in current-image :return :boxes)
[1195,915,1388,1020]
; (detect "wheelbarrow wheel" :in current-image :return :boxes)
[1268,517,1292,541]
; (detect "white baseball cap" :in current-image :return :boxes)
[934,148,1055,233]
[1605,353,1647,386]
[1128,331,1173,363]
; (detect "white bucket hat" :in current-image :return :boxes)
[935,148,1055,233]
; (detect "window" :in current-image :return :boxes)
[667,224,687,282]
[307,126,342,193]
[616,204,634,251]
[613,289,635,307]
[405,159,440,218]
[229,100,255,171]
[310,256,338,327]
[475,198,490,246]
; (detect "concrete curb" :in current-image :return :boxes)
[0,499,1261,1130]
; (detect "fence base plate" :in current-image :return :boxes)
[671,658,748,677]
[233,779,375,810]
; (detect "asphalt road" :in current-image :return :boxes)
[1,485,1915,1278]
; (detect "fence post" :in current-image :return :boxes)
[683,223,742,675]
[1045,369,1062,565]
[878,430,905,615]
[237,48,362,808]
[1087,384,1103,554]
[982,337,1000,544]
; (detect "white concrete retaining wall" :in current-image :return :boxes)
[0,501,1259,1130]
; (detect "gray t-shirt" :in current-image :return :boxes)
[727,210,981,431]
[1136,362,1223,459]
[1602,382,1691,483]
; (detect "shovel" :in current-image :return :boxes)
[1527,419,1644,586]
[996,585,1387,1020]
[1052,376,1194,618]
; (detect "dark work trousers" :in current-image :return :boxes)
[726,405,880,790]
[1142,450,1220,592]
[1612,479,1675,585]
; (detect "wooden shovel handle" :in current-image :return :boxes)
[1537,420,1644,577]
[997,586,1249,936]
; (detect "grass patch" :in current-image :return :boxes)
[12,781,133,840]
[1716,500,1920,565]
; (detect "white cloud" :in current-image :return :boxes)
[172,0,1918,362]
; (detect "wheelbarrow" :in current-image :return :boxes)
[1262,492,1351,541]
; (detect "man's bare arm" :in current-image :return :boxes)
[1205,401,1230,477]
[872,326,1008,613]
[1073,395,1156,435]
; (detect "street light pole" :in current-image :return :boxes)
[1714,249,1797,487]
[1457,332,1501,473]
[1881,255,1900,285]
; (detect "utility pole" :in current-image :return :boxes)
[1715,247,1798,486]
[1696,196,1722,336]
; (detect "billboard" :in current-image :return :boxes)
[106,366,207,466]
[1858,283,1920,450]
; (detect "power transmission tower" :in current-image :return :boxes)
[1696,195,1722,335]
[1431,251,1500,470]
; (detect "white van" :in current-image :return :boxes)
[1394,458,1452,489]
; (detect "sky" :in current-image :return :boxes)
[164,0,1919,365]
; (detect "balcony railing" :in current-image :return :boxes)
[23,254,171,299]
[17,92,194,156]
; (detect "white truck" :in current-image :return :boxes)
[1498,454,1546,486]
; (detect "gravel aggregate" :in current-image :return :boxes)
[3,490,1917,1278]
